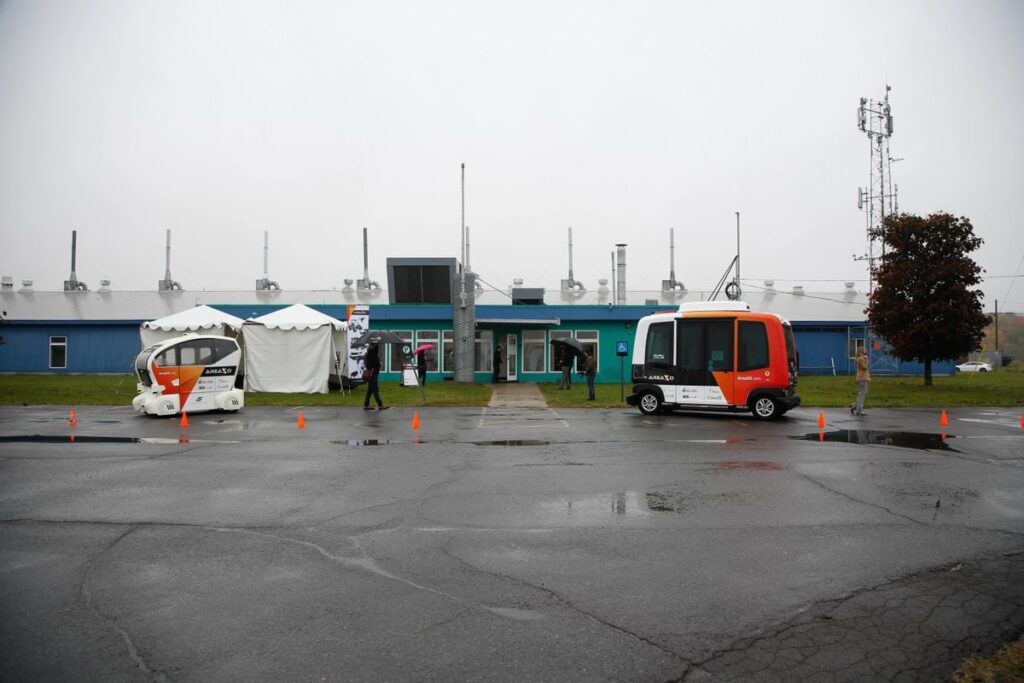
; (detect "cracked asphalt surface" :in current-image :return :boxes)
[1,404,1022,681]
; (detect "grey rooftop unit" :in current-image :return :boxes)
[511,287,545,305]
[386,258,458,305]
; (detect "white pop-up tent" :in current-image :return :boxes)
[241,304,347,393]
[140,305,246,347]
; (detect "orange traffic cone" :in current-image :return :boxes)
[817,412,826,429]
[412,411,420,430]
[180,412,189,427]
[940,409,949,427]
[1020,412,1024,429]
[297,411,306,429]
[69,409,78,427]
[818,431,824,443]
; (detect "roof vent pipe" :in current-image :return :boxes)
[64,230,88,291]
[357,227,380,291]
[615,243,627,305]
[561,227,584,291]
[256,230,280,290]
[158,229,183,291]
[662,228,686,293]
[610,251,616,303]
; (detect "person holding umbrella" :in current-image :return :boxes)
[362,343,388,410]
[559,347,572,390]
[416,348,428,386]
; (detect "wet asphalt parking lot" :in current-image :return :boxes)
[1,404,1022,682]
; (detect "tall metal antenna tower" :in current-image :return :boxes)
[855,84,898,293]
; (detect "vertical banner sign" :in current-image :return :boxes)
[346,305,370,382]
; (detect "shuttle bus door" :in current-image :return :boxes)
[505,334,518,382]
[676,319,734,405]
[151,345,182,409]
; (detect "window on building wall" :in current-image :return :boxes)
[522,330,546,373]
[849,337,866,360]
[416,330,440,372]
[386,330,413,372]
[738,321,769,371]
[549,330,571,372]
[442,330,454,373]
[49,336,67,369]
[575,330,598,372]
[474,330,493,372]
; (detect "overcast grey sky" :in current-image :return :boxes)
[1,0,1021,309]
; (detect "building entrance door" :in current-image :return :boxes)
[505,334,518,382]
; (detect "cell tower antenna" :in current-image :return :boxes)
[854,84,899,294]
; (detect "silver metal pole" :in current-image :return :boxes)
[461,163,466,271]
[735,212,741,287]
[610,251,616,303]
[670,228,676,283]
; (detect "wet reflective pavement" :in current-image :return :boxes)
[1,405,1022,682]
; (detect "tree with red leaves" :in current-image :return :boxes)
[867,212,988,386]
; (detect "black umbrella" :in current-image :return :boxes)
[550,337,586,360]
[353,330,408,346]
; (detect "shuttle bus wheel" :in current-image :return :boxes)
[749,395,779,420]
[638,391,662,415]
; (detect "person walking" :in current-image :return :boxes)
[851,346,870,416]
[492,344,502,383]
[558,348,572,389]
[416,349,427,386]
[583,350,597,400]
[362,343,388,410]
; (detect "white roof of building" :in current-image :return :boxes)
[0,285,869,323]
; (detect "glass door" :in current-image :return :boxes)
[506,334,518,382]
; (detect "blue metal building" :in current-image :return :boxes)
[0,284,955,379]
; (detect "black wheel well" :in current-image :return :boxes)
[633,384,665,401]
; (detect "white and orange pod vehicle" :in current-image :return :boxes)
[132,333,244,416]
[627,302,800,419]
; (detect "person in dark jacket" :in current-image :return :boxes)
[362,343,388,410]
[493,344,502,383]
[416,349,427,386]
[583,350,597,400]
[559,348,572,389]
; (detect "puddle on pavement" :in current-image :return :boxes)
[717,461,786,471]
[473,440,549,447]
[540,492,651,519]
[539,491,712,518]
[0,435,236,444]
[794,429,958,452]
[331,439,393,446]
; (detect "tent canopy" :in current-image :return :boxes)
[140,305,245,347]
[242,304,347,393]
[247,303,344,331]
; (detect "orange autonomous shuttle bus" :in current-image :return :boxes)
[626,302,800,419]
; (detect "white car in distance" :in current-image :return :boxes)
[956,361,993,373]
